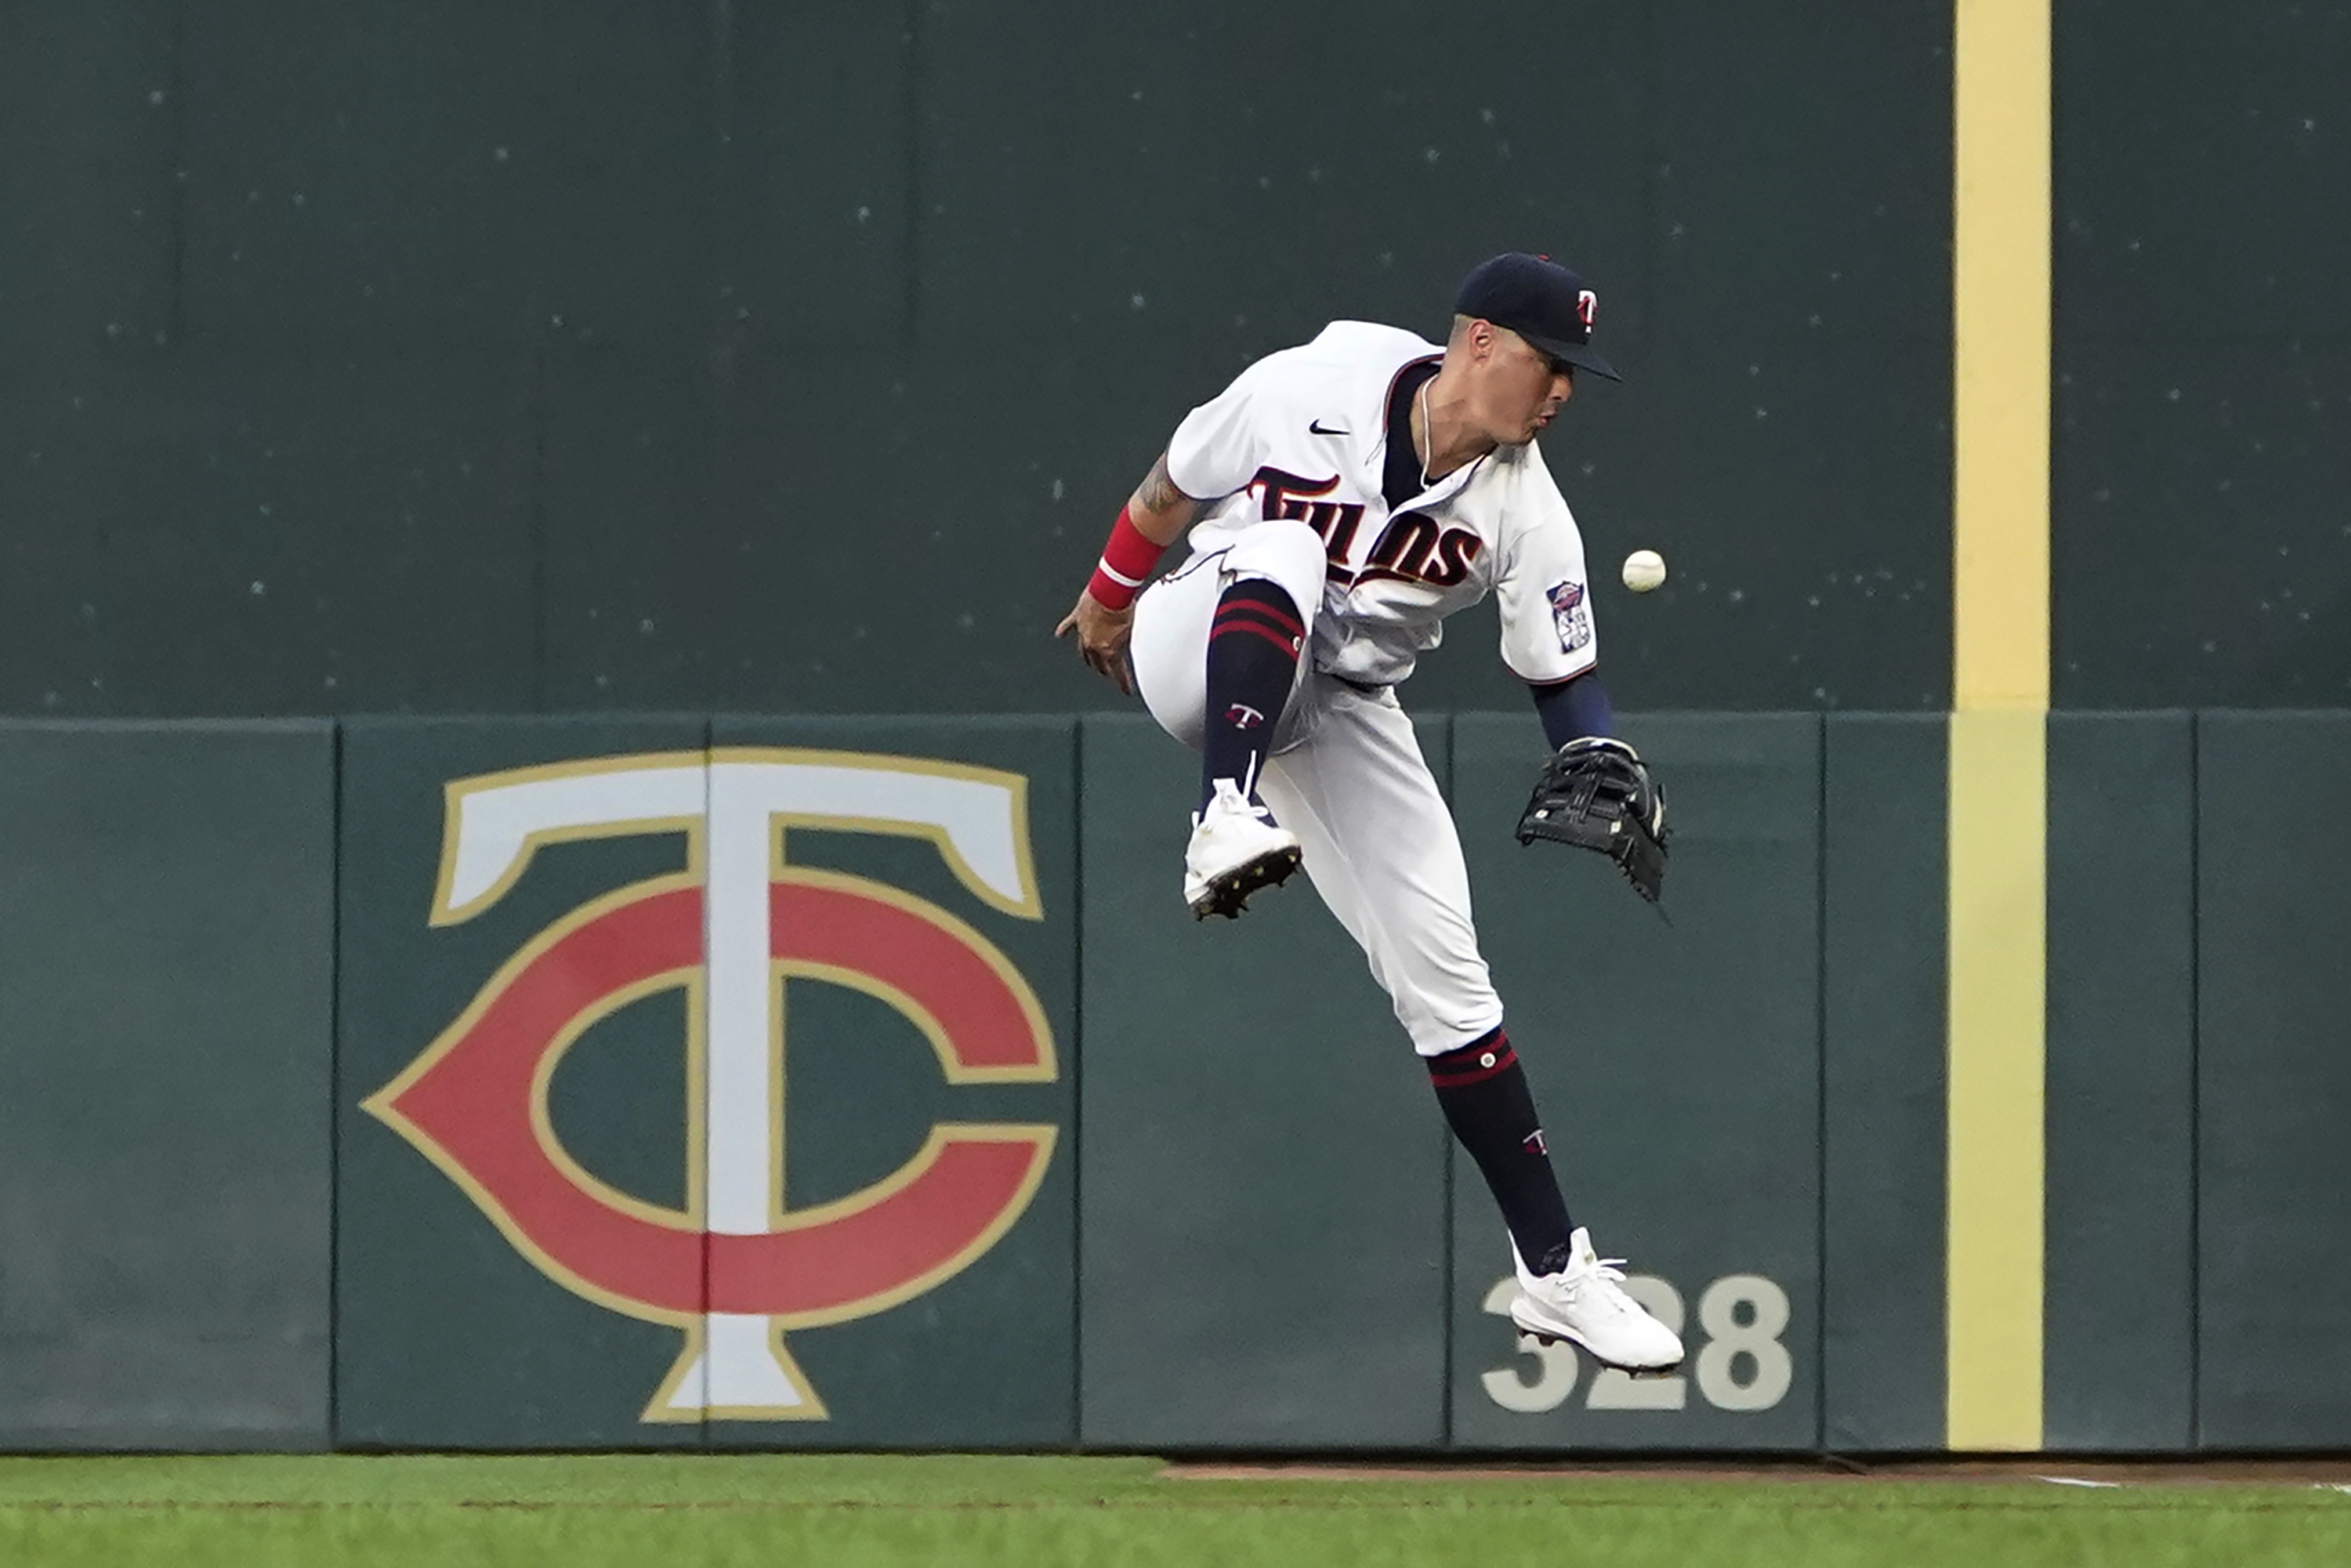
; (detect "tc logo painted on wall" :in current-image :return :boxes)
[363,749,1058,1422]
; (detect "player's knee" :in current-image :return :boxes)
[1226,522,1327,622]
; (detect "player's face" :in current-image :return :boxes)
[1486,328,1576,444]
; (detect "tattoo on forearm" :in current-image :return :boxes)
[1136,455,1186,515]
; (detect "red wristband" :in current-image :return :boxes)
[1085,505,1166,611]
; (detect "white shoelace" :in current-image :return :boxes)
[1210,781,1273,823]
[1563,1256,1636,1312]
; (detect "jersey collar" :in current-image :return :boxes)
[1295,323,1491,511]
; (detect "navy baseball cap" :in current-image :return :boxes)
[1455,252,1621,381]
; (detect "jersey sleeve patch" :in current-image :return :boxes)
[1545,579,1592,654]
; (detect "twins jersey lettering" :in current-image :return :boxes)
[1165,320,1596,690]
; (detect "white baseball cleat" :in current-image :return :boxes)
[1183,778,1302,920]
[1509,1228,1685,1372]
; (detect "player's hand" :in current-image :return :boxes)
[1055,589,1136,694]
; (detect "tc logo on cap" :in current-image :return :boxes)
[1454,253,1621,381]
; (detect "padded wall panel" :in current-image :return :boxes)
[2196,712,2351,1447]
[1446,713,1824,1451]
[2043,712,2196,1450]
[0,720,334,1449]
[1076,714,1451,1450]
[1820,714,1947,1450]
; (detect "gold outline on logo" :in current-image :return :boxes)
[375,746,1063,1425]
[640,1319,829,1425]
[362,873,712,1328]
[763,863,1057,1230]
[531,969,705,1232]
[430,751,708,928]
[636,1121,1057,1425]
[715,744,1044,922]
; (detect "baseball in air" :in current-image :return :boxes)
[1621,549,1667,592]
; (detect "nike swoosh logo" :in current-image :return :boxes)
[1308,419,1349,436]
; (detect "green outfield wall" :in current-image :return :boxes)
[5,2,2344,719]
[0,710,2343,1454]
[0,720,335,1450]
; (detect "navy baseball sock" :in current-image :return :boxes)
[1426,1029,1578,1276]
[1201,579,1304,811]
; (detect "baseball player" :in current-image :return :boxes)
[1055,253,1682,1372]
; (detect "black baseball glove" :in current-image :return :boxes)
[1514,736,1670,903]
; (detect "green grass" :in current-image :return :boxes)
[1,1454,2346,1566]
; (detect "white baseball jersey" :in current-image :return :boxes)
[1163,320,1598,690]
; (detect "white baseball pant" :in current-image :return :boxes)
[1128,521,1505,1056]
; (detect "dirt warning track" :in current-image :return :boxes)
[1164,1456,2351,1489]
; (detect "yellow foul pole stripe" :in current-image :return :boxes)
[1954,0,2052,711]
[1946,710,2046,1449]
[1948,0,2051,1451]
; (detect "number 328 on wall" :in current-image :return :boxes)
[1480,1274,1793,1414]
